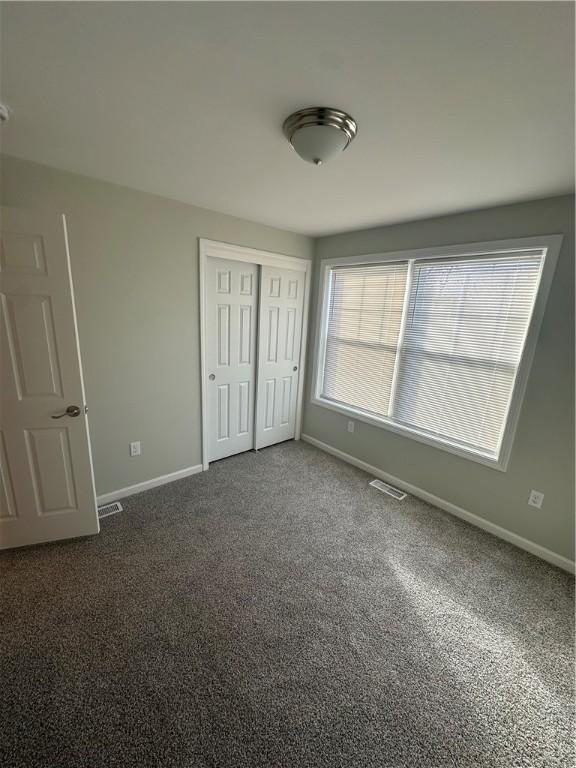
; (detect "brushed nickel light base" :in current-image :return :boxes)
[283,107,358,166]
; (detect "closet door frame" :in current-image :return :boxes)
[199,239,311,471]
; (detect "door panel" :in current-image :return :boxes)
[0,432,17,519]
[280,376,292,425]
[239,306,252,364]
[255,266,305,450]
[266,306,279,361]
[2,293,63,397]
[238,381,250,435]
[217,304,230,365]
[217,384,230,440]
[25,428,77,515]
[0,231,48,274]
[206,257,258,461]
[0,208,99,549]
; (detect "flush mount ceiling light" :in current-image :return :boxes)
[283,107,357,166]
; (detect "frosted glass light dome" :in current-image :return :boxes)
[283,107,358,166]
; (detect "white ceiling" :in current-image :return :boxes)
[1,2,574,236]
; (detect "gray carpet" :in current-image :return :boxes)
[0,441,574,768]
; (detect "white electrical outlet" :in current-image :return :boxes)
[347,420,355,433]
[129,441,141,457]
[528,489,544,509]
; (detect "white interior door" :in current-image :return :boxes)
[206,257,258,462]
[0,208,99,549]
[255,265,305,450]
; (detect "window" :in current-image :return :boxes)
[323,262,408,417]
[314,237,561,469]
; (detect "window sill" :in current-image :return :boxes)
[310,395,508,472]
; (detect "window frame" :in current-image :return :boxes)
[311,234,563,471]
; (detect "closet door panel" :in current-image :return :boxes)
[255,266,305,450]
[206,258,258,461]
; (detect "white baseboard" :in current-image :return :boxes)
[96,464,203,506]
[301,434,575,574]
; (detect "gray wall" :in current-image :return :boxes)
[2,155,573,563]
[0,155,313,495]
[304,195,575,562]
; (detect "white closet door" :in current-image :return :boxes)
[255,265,305,450]
[206,257,258,462]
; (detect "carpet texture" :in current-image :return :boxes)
[0,441,574,767]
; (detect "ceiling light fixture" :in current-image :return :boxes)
[283,107,357,166]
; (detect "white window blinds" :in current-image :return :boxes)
[320,250,545,461]
[322,263,408,417]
